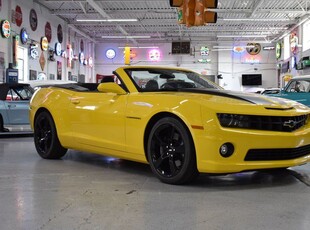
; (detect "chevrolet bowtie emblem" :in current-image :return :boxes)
[283,120,297,128]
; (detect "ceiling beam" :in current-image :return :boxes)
[85,0,137,44]
[250,0,265,17]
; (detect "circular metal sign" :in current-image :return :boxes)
[20,28,28,44]
[45,22,52,42]
[29,9,38,31]
[41,36,49,51]
[55,42,62,56]
[1,20,11,38]
[276,42,281,59]
[106,49,116,59]
[246,43,261,55]
[15,5,23,27]
[57,24,63,43]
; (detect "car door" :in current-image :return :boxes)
[279,80,310,107]
[68,90,127,152]
[4,88,30,125]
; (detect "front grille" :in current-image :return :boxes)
[217,113,309,132]
[245,144,310,161]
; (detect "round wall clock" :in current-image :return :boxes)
[1,20,11,38]
[106,49,116,59]
[29,9,38,31]
[20,28,28,44]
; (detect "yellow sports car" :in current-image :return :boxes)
[29,66,310,184]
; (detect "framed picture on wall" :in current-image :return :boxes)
[49,73,55,80]
[0,51,4,82]
[57,61,62,80]
[29,69,37,80]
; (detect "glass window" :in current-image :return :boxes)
[303,20,310,51]
[283,35,290,60]
[125,68,221,92]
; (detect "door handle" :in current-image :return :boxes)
[71,98,80,104]
[8,104,16,108]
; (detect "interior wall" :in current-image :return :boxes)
[0,0,95,83]
[95,42,277,91]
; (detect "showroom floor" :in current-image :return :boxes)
[0,136,309,230]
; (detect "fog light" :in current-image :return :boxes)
[219,143,234,158]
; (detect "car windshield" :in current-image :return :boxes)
[285,79,310,93]
[124,68,221,91]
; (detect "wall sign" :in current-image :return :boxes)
[290,32,298,54]
[29,44,39,59]
[291,56,296,69]
[57,61,62,80]
[1,20,11,38]
[41,36,48,51]
[106,49,116,59]
[233,46,245,53]
[148,49,161,61]
[88,57,93,67]
[55,42,62,56]
[20,28,28,44]
[39,52,46,71]
[48,49,55,61]
[29,9,38,31]
[15,5,22,27]
[57,24,63,43]
[13,36,19,67]
[276,42,281,59]
[79,52,84,64]
[80,39,84,52]
[246,43,261,55]
[200,46,209,56]
[45,22,52,42]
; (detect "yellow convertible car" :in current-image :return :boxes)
[29,66,310,184]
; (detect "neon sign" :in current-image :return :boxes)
[148,49,160,61]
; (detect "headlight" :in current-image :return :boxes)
[217,113,251,128]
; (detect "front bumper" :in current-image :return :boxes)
[194,126,310,173]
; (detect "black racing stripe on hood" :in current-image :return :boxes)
[178,88,256,104]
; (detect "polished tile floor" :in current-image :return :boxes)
[0,136,309,230]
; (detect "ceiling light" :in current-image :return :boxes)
[76,19,138,22]
[102,35,151,39]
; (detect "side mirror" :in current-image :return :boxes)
[97,83,127,95]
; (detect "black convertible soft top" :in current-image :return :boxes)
[0,83,32,100]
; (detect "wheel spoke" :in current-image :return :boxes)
[169,157,178,176]
[153,156,165,169]
[154,132,166,146]
[169,126,175,141]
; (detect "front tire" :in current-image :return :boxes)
[34,111,67,159]
[147,117,198,184]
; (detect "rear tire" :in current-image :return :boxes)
[34,111,67,159]
[147,117,198,184]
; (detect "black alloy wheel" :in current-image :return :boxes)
[34,111,67,159]
[147,117,198,184]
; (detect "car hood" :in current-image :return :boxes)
[176,88,308,109]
